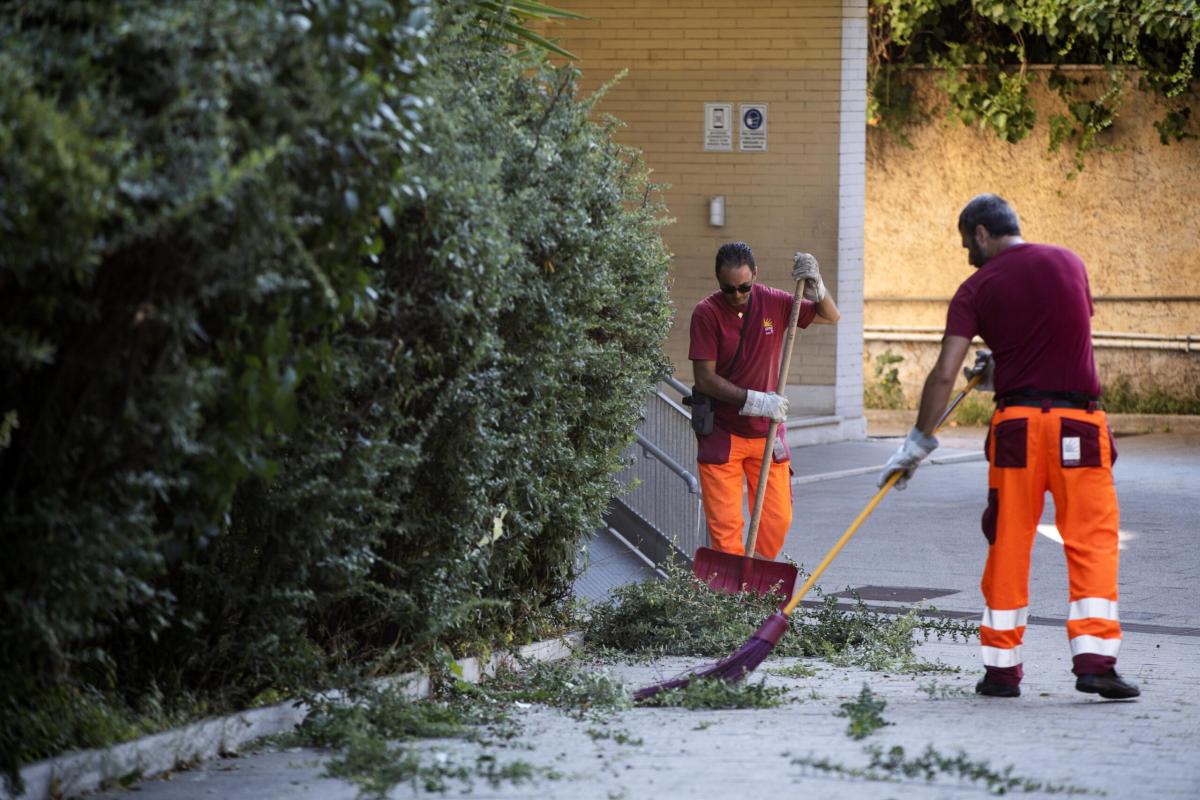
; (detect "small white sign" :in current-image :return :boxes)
[704,103,733,151]
[1062,436,1081,465]
[739,103,768,151]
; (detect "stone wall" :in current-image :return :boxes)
[864,339,1200,408]
[864,69,1200,399]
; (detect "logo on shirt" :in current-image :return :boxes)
[762,317,775,335]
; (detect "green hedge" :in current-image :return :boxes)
[0,0,671,785]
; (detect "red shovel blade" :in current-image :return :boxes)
[692,546,798,604]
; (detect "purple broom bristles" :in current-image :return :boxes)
[633,611,790,702]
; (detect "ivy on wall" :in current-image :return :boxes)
[868,1,1200,169]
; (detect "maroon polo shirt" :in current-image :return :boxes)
[689,284,817,438]
[945,243,1100,397]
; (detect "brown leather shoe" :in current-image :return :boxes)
[975,676,1020,697]
[1076,669,1140,699]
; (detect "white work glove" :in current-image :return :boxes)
[877,426,939,490]
[791,251,826,303]
[741,389,789,422]
[963,348,995,392]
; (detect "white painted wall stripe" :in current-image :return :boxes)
[835,0,867,421]
[981,645,1023,668]
[982,606,1029,630]
[1069,598,1119,621]
[1069,635,1123,657]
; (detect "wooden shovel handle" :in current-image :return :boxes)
[744,276,807,557]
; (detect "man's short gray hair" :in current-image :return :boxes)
[958,194,1021,237]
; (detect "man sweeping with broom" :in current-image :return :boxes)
[635,198,1137,703]
[878,193,1139,700]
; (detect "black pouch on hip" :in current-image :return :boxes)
[683,390,714,436]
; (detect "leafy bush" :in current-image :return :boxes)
[479,660,631,715]
[0,0,671,785]
[323,34,672,677]
[1,0,420,778]
[947,374,1200,423]
[639,678,789,710]
[1103,375,1200,415]
[946,393,994,427]
[863,350,906,410]
[583,564,975,661]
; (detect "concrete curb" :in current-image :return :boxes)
[5,634,582,800]
[791,450,984,487]
[927,450,986,465]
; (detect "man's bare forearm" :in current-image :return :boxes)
[914,335,972,435]
[813,293,840,324]
[914,369,956,436]
[693,361,748,406]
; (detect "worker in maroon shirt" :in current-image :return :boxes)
[879,194,1139,700]
[689,242,840,559]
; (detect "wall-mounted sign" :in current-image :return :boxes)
[739,103,768,151]
[704,102,733,151]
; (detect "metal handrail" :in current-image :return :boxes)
[608,377,709,565]
[662,374,692,397]
[634,432,699,494]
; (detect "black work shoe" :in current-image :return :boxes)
[1076,670,1140,699]
[975,677,1020,697]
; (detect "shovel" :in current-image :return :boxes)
[693,272,807,601]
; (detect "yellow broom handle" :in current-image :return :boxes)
[781,373,984,617]
[781,473,900,615]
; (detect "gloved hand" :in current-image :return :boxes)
[791,252,826,302]
[741,389,789,422]
[963,349,995,392]
[877,426,939,490]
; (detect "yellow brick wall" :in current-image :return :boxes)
[543,1,849,393]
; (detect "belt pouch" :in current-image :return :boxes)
[684,389,715,435]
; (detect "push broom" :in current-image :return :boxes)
[634,372,985,702]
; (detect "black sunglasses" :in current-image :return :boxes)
[719,281,754,295]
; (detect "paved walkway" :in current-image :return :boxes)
[93,630,1200,799]
[779,432,1199,632]
[93,430,1200,800]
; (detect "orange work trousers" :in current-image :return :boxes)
[979,405,1122,686]
[697,432,792,559]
